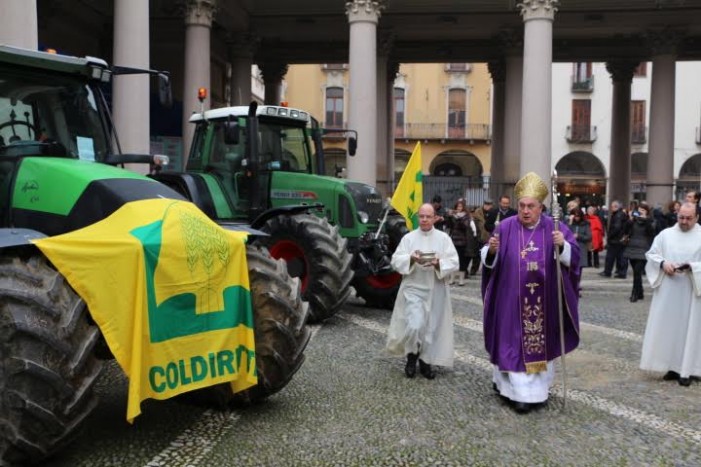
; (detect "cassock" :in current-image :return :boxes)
[481,215,581,403]
[385,227,459,367]
[640,224,701,378]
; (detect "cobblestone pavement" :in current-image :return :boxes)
[45,267,700,467]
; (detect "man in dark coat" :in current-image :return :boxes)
[484,195,516,234]
[599,200,629,278]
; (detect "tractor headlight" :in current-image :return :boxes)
[357,211,370,224]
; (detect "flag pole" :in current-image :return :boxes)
[550,170,568,410]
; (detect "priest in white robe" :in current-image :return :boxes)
[386,203,459,379]
[640,202,701,386]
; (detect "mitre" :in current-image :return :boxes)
[514,172,548,203]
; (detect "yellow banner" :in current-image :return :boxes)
[33,199,257,422]
[391,142,423,230]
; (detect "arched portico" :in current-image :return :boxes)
[676,153,701,200]
[554,151,606,207]
[423,150,485,208]
[429,150,483,179]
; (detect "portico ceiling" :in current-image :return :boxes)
[39,0,701,64]
[220,0,701,63]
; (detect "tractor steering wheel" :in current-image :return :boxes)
[0,120,37,143]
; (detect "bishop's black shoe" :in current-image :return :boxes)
[663,370,680,381]
[679,377,692,387]
[511,401,532,414]
[418,359,436,380]
[405,353,418,378]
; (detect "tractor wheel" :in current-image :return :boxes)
[177,245,311,407]
[0,255,103,466]
[352,215,409,309]
[257,214,353,323]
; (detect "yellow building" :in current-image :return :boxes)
[283,62,493,206]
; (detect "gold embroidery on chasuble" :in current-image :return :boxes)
[519,223,547,374]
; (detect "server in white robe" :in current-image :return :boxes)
[640,202,701,386]
[386,203,459,379]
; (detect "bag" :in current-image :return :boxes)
[620,235,630,245]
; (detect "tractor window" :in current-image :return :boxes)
[258,121,311,173]
[211,124,244,173]
[0,64,114,161]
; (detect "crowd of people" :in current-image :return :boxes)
[385,175,701,414]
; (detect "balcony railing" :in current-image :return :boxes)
[631,124,647,144]
[444,63,471,73]
[566,125,597,143]
[571,74,594,92]
[397,123,491,141]
[322,63,348,71]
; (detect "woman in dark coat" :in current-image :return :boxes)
[664,200,680,228]
[622,202,656,302]
[463,206,481,277]
[445,199,471,285]
[568,209,592,275]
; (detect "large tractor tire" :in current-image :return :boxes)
[352,215,409,309]
[257,214,353,323]
[0,254,103,466]
[178,245,311,407]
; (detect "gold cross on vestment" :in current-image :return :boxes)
[526,282,540,294]
[521,240,539,259]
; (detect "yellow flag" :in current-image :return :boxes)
[33,199,257,422]
[391,141,423,230]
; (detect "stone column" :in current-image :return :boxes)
[606,60,639,206]
[376,54,389,197]
[375,32,394,198]
[0,0,37,49]
[519,0,558,190]
[181,0,217,166]
[387,60,400,194]
[346,0,385,187]
[228,33,257,105]
[487,59,506,199]
[499,29,523,200]
[260,61,288,105]
[112,0,151,173]
[646,29,681,208]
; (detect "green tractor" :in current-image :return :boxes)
[154,103,408,321]
[0,45,310,465]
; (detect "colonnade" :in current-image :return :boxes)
[0,0,682,207]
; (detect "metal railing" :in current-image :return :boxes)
[571,74,594,92]
[565,125,597,143]
[398,123,491,141]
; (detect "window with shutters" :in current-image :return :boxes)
[394,87,405,138]
[448,88,466,138]
[631,100,646,144]
[569,99,592,142]
[571,62,593,92]
[325,87,344,128]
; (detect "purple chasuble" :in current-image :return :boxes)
[481,215,581,373]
